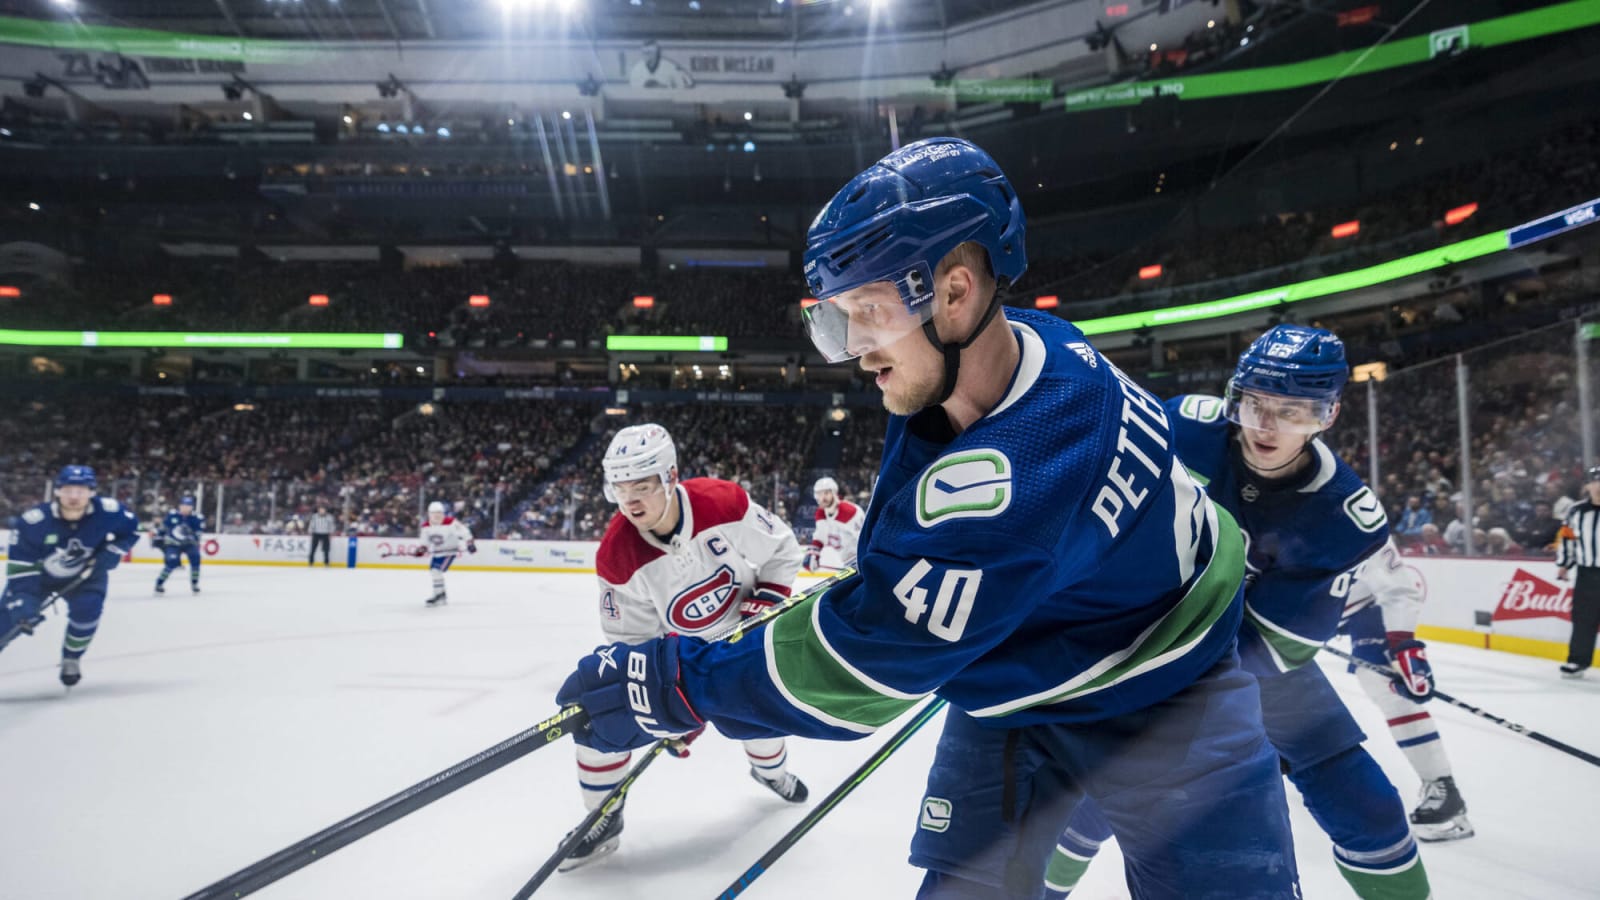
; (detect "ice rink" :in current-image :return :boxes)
[1,563,1596,899]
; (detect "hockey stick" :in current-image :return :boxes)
[184,568,857,900]
[183,704,589,900]
[0,567,96,652]
[714,697,948,900]
[510,569,861,897]
[510,735,674,898]
[1321,643,1600,769]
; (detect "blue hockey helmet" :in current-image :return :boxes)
[801,137,1026,363]
[180,495,196,508]
[1225,325,1348,434]
[54,465,97,489]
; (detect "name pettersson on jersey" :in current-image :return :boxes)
[915,450,1013,527]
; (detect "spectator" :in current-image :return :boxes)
[1484,527,1524,557]
[1414,523,1451,556]
[1394,495,1431,540]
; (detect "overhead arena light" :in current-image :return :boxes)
[469,294,491,308]
[152,293,173,306]
[1331,220,1361,239]
[1034,295,1059,310]
[1444,203,1479,226]
[1138,264,1163,280]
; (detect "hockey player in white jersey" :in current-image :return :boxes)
[413,501,475,607]
[1340,536,1473,840]
[560,423,809,871]
[806,476,863,572]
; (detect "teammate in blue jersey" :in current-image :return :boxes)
[555,138,1299,899]
[1,465,140,686]
[1045,325,1434,900]
[154,495,205,594]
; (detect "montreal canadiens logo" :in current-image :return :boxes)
[668,565,740,632]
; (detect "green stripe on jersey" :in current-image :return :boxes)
[1243,603,1324,671]
[971,503,1245,717]
[5,560,40,578]
[767,589,921,732]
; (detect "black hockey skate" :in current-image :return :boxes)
[154,581,166,594]
[425,590,448,608]
[557,806,624,872]
[750,767,809,803]
[191,581,201,594]
[1410,776,1473,842]
[59,658,81,687]
[1560,662,1587,679]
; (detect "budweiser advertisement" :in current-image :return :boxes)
[1492,567,1574,624]
[1408,556,1590,646]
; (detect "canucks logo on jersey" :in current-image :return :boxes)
[40,539,97,580]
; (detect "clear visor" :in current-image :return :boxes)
[1225,384,1336,435]
[604,474,669,504]
[803,280,934,363]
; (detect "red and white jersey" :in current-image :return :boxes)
[595,477,804,644]
[811,500,864,569]
[1340,536,1424,634]
[420,518,474,556]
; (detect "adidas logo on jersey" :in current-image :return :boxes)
[1066,341,1099,369]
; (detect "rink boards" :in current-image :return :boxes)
[2,530,1593,665]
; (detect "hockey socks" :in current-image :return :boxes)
[1334,845,1431,900]
[576,747,633,811]
[1043,809,1113,899]
[61,615,99,661]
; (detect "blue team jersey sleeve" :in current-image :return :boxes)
[99,499,140,557]
[3,508,50,602]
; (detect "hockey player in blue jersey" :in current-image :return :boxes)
[1,465,140,686]
[555,138,1299,899]
[1044,325,1434,899]
[154,495,205,594]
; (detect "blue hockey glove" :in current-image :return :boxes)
[1387,636,1433,703]
[1,589,45,640]
[556,636,704,754]
[739,586,788,620]
[467,541,478,554]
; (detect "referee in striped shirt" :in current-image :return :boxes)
[308,506,337,567]
[1556,466,1600,677]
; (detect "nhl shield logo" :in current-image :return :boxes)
[1241,483,1260,503]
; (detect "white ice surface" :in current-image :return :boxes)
[1,564,1596,899]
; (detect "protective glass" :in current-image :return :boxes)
[1224,384,1336,435]
[802,271,936,363]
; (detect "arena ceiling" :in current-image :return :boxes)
[0,0,1071,41]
